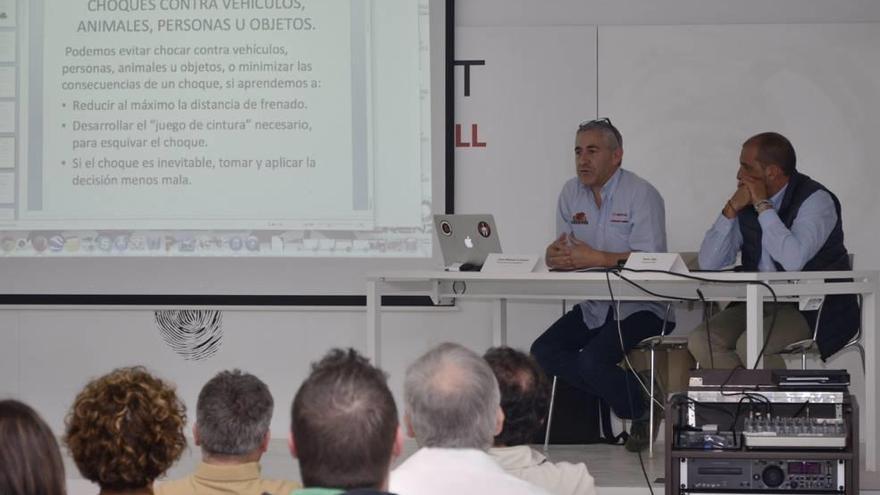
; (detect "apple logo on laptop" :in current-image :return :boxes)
[464,236,474,249]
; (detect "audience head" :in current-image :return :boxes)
[483,347,550,447]
[65,366,187,492]
[0,399,66,495]
[742,131,797,177]
[404,342,503,451]
[291,348,400,491]
[195,369,273,462]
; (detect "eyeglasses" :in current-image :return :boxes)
[578,117,622,148]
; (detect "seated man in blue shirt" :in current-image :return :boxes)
[530,118,672,453]
[688,132,859,369]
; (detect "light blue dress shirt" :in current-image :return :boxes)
[698,184,838,271]
[556,168,669,329]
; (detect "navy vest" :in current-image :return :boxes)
[737,172,859,360]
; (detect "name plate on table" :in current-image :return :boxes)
[624,252,690,274]
[796,279,826,311]
[481,253,539,274]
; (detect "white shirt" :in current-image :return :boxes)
[390,447,552,495]
[489,446,597,495]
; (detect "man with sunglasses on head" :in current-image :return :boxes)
[530,118,671,453]
[688,132,858,370]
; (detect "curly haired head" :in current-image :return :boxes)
[64,366,187,491]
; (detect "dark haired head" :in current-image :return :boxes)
[65,366,187,491]
[483,347,550,447]
[291,348,398,490]
[577,118,623,149]
[0,400,66,495]
[196,369,273,459]
[743,132,796,176]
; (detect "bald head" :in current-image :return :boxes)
[404,343,501,450]
[426,358,471,392]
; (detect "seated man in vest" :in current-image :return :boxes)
[688,132,859,369]
[485,347,597,495]
[156,369,299,495]
[531,118,672,452]
[290,348,401,495]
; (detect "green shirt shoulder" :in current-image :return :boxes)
[292,488,344,495]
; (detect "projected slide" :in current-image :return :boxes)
[0,0,433,256]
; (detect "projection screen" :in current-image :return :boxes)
[0,0,449,296]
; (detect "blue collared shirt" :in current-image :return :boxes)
[698,184,838,271]
[556,168,669,329]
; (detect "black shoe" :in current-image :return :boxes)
[625,417,650,452]
[624,370,664,453]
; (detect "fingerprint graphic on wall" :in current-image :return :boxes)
[155,310,223,361]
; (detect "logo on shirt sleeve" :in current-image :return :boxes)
[571,212,588,224]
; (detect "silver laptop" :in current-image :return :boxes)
[434,214,502,271]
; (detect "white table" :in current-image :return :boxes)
[366,269,879,470]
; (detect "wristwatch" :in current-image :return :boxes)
[753,199,773,214]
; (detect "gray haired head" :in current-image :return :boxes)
[404,343,500,450]
[196,369,273,457]
[577,117,622,150]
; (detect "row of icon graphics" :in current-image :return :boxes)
[0,233,433,255]
[0,234,264,254]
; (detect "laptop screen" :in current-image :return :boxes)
[434,214,502,269]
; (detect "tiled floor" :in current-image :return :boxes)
[64,438,879,495]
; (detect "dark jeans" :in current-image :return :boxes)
[531,305,672,419]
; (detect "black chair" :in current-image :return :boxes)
[777,255,863,372]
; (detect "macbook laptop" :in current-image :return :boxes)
[434,214,502,271]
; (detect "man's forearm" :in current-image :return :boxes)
[756,191,837,272]
[698,215,740,270]
[605,250,630,267]
[591,250,629,268]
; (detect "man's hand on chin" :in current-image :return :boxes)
[740,174,768,204]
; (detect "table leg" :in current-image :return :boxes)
[492,298,508,346]
[366,280,381,366]
[864,278,877,471]
[746,284,764,368]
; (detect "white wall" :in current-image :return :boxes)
[455,25,596,255]
[1,0,879,467]
[599,23,880,262]
[0,301,562,437]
